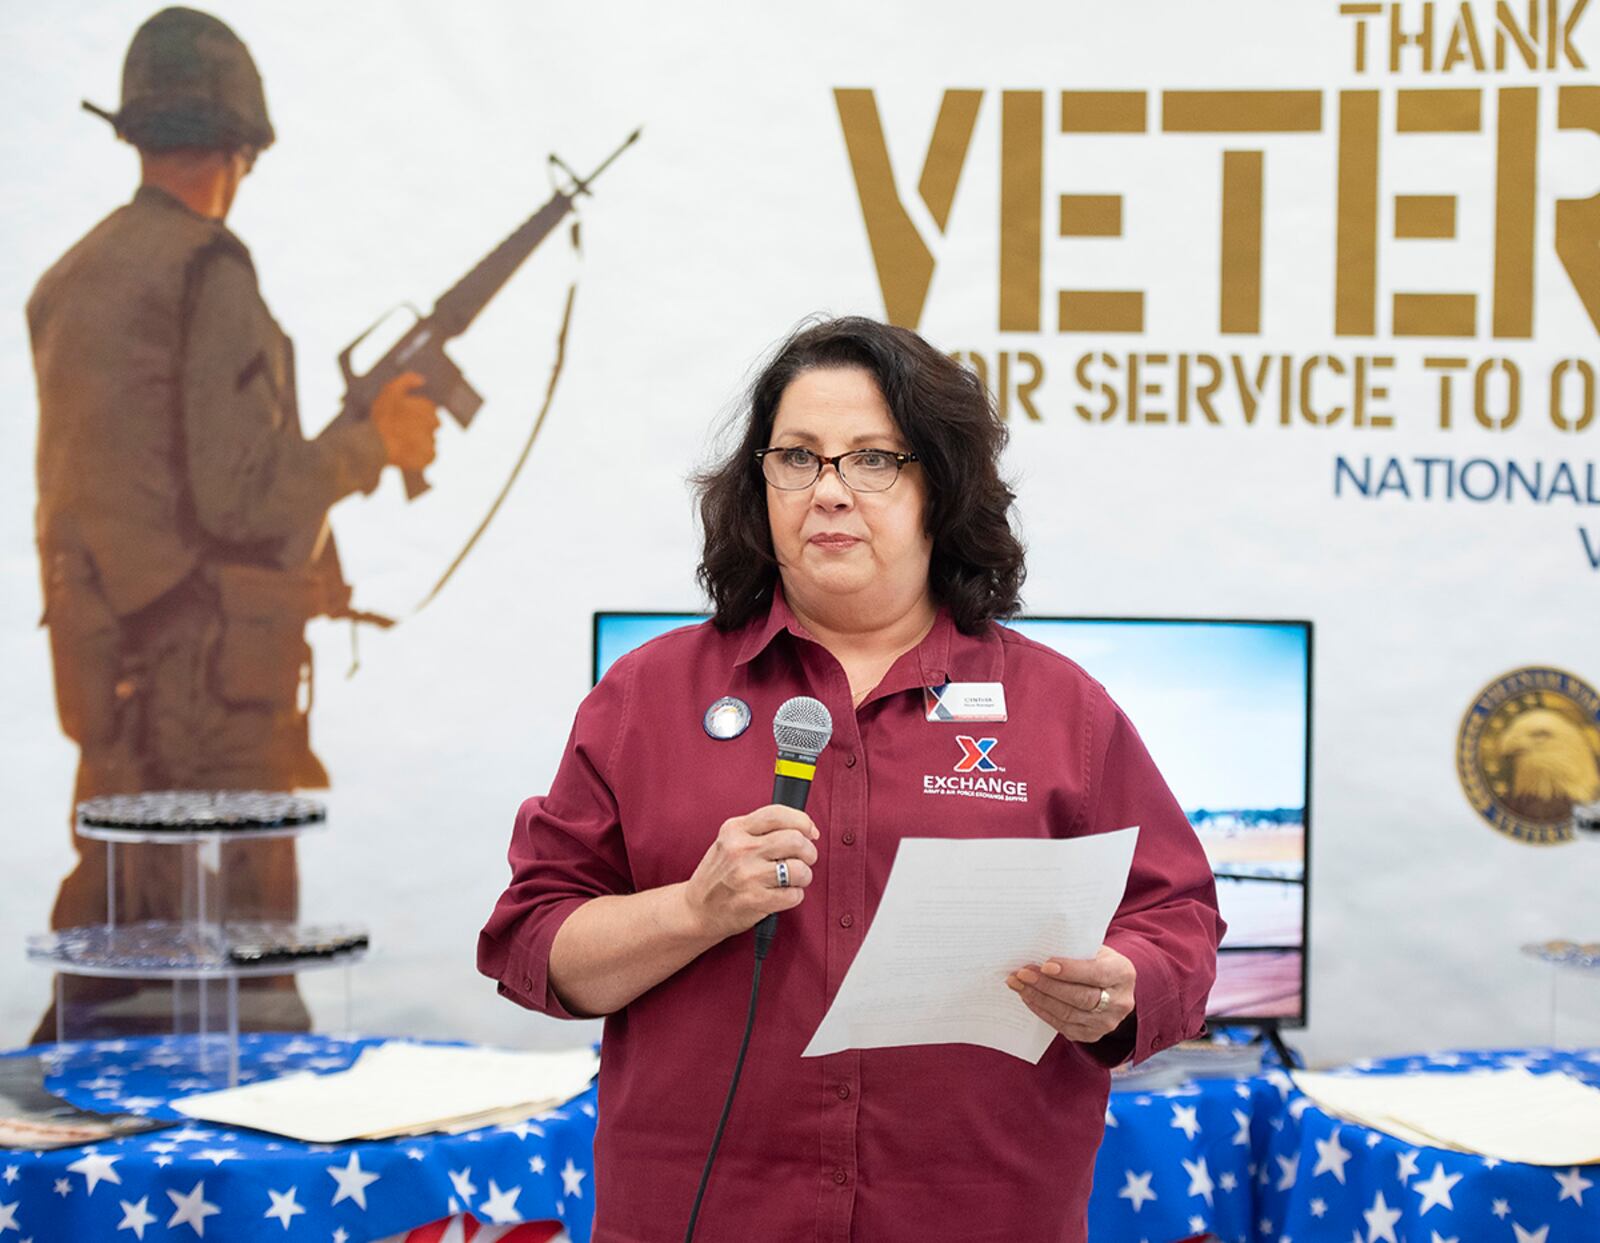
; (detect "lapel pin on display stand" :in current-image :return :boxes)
[703,696,752,740]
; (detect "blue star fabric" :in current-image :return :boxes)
[1092,1073,1287,1242]
[0,1034,596,1243]
[4,1038,1597,1242]
[1261,1047,1600,1243]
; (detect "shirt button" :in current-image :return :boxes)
[841,831,856,846]
[840,913,854,928]
[844,752,857,768]
[836,1084,851,1100]
[833,1168,848,1185]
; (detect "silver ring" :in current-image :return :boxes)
[1094,988,1110,1013]
[775,860,791,888]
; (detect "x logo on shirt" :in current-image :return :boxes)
[954,736,1001,773]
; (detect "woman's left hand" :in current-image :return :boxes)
[1006,945,1136,1044]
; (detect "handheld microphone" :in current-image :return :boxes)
[756,696,834,959]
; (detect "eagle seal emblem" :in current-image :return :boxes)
[1457,667,1600,845]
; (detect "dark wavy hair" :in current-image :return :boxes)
[695,316,1025,634]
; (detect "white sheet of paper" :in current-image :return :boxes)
[172,1042,599,1143]
[802,827,1139,1064]
[1290,1069,1464,1147]
[1294,1067,1600,1165]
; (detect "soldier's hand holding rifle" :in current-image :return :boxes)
[370,370,440,473]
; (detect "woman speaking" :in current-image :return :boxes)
[479,316,1224,1242]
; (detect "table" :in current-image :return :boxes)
[0,1035,593,1243]
[1092,1070,1290,1242]
[1261,1047,1600,1243]
[5,1038,1596,1242]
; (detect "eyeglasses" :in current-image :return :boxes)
[755,446,919,493]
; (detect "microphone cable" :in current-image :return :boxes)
[681,930,772,1243]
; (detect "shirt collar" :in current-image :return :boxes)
[732,585,796,668]
[133,183,205,218]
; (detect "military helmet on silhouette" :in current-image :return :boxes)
[84,6,274,152]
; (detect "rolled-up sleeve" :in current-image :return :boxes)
[477,655,638,1019]
[1083,705,1226,1068]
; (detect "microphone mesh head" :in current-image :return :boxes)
[773,696,834,760]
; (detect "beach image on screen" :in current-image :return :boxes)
[1008,620,1309,1024]
[594,613,1311,1025]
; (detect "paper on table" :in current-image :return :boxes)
[803,828,1139,1064]
[1398,1069,1600,1165]
[173,1042,599,1143]
[1293,1068,1600,1165]
[1291,1069,1465,1147]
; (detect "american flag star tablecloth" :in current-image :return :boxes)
[0,1034,594,1243]
[1093,1069,1287,1242]
[1257,1048,1600,1243]
[4,1037,1597,1242]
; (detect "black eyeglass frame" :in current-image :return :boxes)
[753,446,921,492]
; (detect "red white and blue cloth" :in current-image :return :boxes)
[2,1038,1596,1242]
[1096,1046,1600,1243]
[0,1034,591,1243]
[1257,1048,1600,1243]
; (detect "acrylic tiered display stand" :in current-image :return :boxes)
[1521,801,1600,1043]
[27,791,368,1085]
[1523,937,1600,1044]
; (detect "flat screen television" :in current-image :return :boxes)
[593,611,1312,1027]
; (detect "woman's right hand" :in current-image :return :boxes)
[682,805,819,940]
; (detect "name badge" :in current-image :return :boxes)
[924,682,1007,723]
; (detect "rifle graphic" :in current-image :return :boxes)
[337,128,640,500]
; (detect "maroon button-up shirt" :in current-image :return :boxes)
[479,591,1224,1243]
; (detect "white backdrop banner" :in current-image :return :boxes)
[1,0,1597,1065]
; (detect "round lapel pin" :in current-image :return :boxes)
[703,696,752,740]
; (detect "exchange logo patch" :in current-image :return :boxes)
[1456,666,1600,845]
[924,736,1027,802]
[954,736,1002,773]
